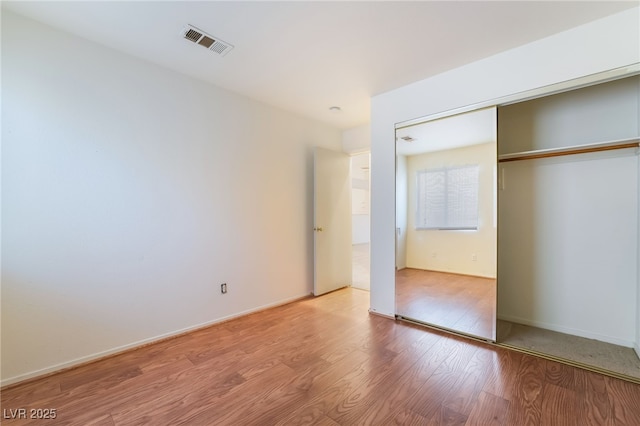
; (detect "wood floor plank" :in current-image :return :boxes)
[273,361,372,426]
[391,408,431,426]
[430,405,468,426]
[326,326,440,424]
[59,365,143,393]
[605,376,640,425]
[440,346,495,417]
[0,377,61,407]
[406,339,480,419]
[545,359,575,390]
[481,346,524,400]
[540,382,578,426]
[79,354,247,424]
[338,333,464,425]
[504,352,545,425]
[119,361,295,425]
[575,367,615,425]
[464,391,510,425]
[216,348,372,425]
[2,288,638,426]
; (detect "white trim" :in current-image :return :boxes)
[395,63,640,131]
[0,292,311,388]
[498,314,635,348]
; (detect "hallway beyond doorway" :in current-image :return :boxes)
[352,243,370,290]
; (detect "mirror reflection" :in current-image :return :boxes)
[395,107,497,341]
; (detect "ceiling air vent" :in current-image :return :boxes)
[180,25,233,57]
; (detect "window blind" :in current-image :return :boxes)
[416,165,479,230]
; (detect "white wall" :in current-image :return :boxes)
[405,143,496,278]
[351,152,370,244]
[498,76,639,154]
[344,128,371,245]
[342,124,371,154]
[498,150,637,345]
[395,155,408,270]
[1,11,342,385]
[370,7,640,318]
[352,209,370,245]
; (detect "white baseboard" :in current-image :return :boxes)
[635,342,640,359]
[404,265,495,280]
[497,314,635,348]
[369,308,395,320]
[1,292,311,388]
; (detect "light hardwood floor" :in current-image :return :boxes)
[396,268,496,340]
[2,288,639,425]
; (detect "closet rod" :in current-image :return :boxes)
[498,138,640,163]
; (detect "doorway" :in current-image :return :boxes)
[351,152,370,290]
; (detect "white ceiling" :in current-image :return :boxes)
[396,107,495,156]
[3,1,636,129]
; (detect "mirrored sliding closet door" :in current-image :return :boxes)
[395,107,497,341]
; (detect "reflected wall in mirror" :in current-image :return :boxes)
[395,107,497,341]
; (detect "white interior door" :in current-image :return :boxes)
[314,147,352,296]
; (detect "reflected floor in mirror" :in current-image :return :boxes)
[498,320,640,381]
[396,268,496,340]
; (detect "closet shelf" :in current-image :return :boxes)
[498,137,640,163]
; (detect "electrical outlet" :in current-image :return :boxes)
[471,254,477,261]
[221,283,227,294]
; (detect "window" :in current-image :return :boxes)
[416,165,479,230]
